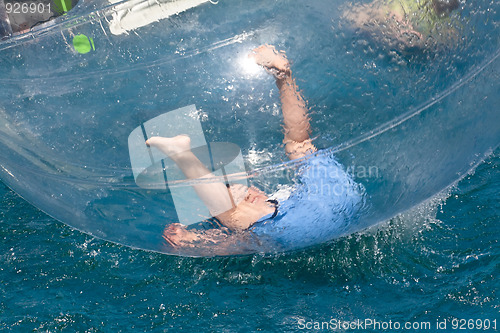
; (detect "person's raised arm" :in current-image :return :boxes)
[251,45,317,160]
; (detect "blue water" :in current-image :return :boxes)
[1,147,497,331]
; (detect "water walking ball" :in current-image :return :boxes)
[0,0,498,256]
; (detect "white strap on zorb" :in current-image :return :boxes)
[108,0,210,35]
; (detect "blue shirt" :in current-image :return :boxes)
[250,154,365,248]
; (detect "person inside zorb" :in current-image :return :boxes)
[146,45,365,251]
[342,0,461,52]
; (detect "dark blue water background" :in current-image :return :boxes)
[0,147,498,331]
[0,0,499,328]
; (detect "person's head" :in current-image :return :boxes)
[432,0,459,16]
[215,184,276,231]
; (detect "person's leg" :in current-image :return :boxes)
[251,45,317,160]
[146,135,234,216]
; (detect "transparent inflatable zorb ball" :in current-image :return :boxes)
[0,0,498,256]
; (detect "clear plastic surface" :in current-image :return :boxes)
[0,0,498,256]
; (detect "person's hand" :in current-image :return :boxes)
[162,223,199,248]
[250,44,291,79]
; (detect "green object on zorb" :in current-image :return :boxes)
[52,0,73,14]
[73,34,95,54]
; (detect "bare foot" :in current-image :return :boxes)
[250,44,291,79]
[146,134,191,157]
